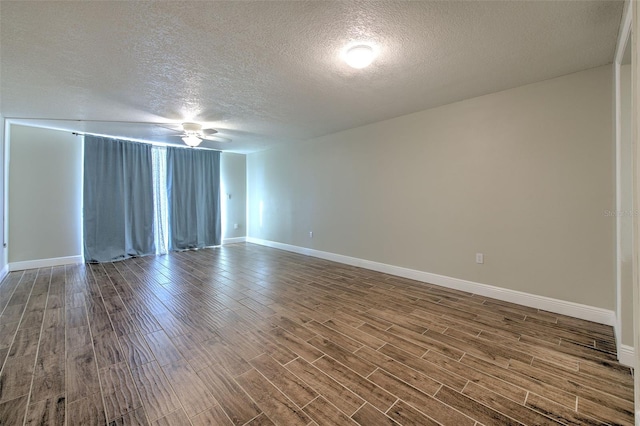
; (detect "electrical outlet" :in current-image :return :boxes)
[476,253,484,264]
[234,223,239,230]
[309,231,313,238]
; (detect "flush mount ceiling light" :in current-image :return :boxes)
[343,44,376,69]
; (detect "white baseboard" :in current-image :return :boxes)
[9,255,83,271]
[618,344,635,368]
[222,237,247,245]
[246,237,616,327]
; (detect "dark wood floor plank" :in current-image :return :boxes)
[303,395,358,426]
[100,362,143,421]
[308,335,377,377]
[0,394,28,425]
[460,353,578,409]
[525,393,606,426]
[249,353,317,407]
[378,344,468,391]
[244,413,276,425]
[285,357,365,416]
[93,329,125,369]
[434,385,523,426]
[354,346,442,396]
[386,399,440,426]
[152,408,191,426]
[422,349,528,404]
[578,395,634,426]
[120,332,155,368]
[313,355,397,413]
[161,358,216,418]
[0,245,629,426]
[268,326,324,363]
[130,361,181,422]
[110,406,149,425]
[462,381,562,425]
[190,404,234,426]
[167,332,214,372]
[235,368,311,426]
[200,333,253,376]
[321,319,385,350]
[246,329,298,365]
[8,325,41,358]
[351,402,399,425]
[144,330,183,367]
[66,343,101,403]
[509,358,634,414]
[66,392,107,426]
[0,354,36,402]
[25,394,66,426]
[197,365,262,425]
[31,326,65,404]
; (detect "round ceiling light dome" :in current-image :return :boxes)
[344,44,376,69]
[182,135,202,147]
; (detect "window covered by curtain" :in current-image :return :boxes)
[166,147,221,250]
[83,136,155,262]
[152,146,169,255]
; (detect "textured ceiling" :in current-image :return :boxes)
[0,1,623,153]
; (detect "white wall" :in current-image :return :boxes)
[619,62,634,346]
[248,65,615,310]
[0,116,7,276]
[8,125,83,264]
[221,152,247,240]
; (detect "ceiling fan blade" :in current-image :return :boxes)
[202,128,218,136]
[155,123,183,132]
[201,135,231,143]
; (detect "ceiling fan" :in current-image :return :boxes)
[161,122,232,147]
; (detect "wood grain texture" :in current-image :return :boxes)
[152,408,191,426]
[0,244,632,426]
[302,396,358,426]
[66,392,107,426]
[161,358,216,418]
[130,361,181,422]
[235,368,311,426]
[0,395,28,425]
[24,394,66,426]
[196,366,261,425]
[100,362,143,421]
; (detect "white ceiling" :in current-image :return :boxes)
[0,1,623,153]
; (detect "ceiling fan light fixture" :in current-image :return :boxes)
[344,44,376,69]
[182,122,202,133]
[182,135,202,147]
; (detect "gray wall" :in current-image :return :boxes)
[620,63,633,346]
[8,125,83,263]
[221,152,247,240]
[247,65,615,309]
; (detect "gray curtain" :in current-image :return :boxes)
[166,147,221,250]
[83,135,155,262]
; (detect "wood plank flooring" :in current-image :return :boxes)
[0,243,634,425]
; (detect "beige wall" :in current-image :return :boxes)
[221,152,247,240]
[619,63,634,346]
[8,125,83,263]
[247,65,615,309]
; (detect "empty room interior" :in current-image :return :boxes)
[1,1,640,425]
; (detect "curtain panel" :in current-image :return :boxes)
[83,135,155,262]
[166,147,221,250]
